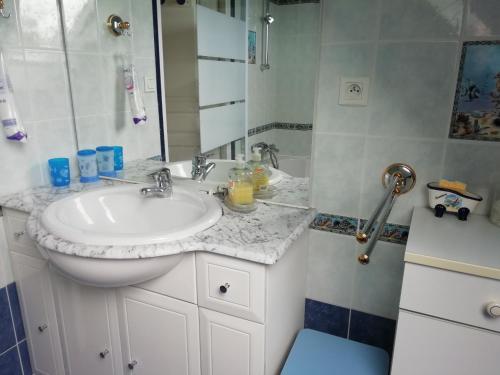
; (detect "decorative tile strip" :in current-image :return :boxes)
[309,213,410,245]
[271,0,320,5]
[248,122,313,136]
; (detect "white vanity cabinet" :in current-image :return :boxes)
[50,274,122,375]
[116,286,201,374]
[391,208,500,374]
[3,207,309,375]
[5,209,65,375]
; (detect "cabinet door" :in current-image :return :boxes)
[392,310,500,375]
[11,252,65,375]
[117,287,201,375]
[199,307,264,375]
[52,274,122,375]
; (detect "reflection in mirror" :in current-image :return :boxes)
[247,0,320,178]
[60,0,163,162]
[161,0,246,161]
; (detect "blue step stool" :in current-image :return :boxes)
[281,329,389,375]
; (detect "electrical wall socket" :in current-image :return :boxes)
[339,77,370,106]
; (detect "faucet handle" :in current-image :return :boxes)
[193,154,207,166]
[151,168,172,188]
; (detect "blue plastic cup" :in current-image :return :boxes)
[96,146,116,177]
[48,158,70,187]
[114,146,123,171]
[77,149,99,183]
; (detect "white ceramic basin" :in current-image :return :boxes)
[41,184,222,246]
[42,247,184,288]
[167,159,287,185]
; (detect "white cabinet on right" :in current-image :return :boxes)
[391,208,500,374]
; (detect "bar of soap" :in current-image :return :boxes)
[438,179,467,193]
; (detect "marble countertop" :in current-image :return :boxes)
[0,159,314,265]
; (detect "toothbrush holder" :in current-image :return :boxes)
[96,146,116,177]
[48,158,70,187]
[77,149,99,183]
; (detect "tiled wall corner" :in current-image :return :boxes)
[0,283,31,375]
[304,298,397,356]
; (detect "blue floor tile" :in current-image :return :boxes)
[0,346,23,375]
[19,341,32,375]
[0,287,16,354]
[349,309,396,355]
[304,299,350,338]
[7,283,25,342]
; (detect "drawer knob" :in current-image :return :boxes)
[485,302,500,318]
[99,349,109,359]
[128,360,138,370]
[219,283,230,294]
[38,324,48,332]
[14,231,25,239]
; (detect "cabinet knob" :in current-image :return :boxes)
[219,283,230,294]
[38,324,48,332]
[485,302,500,318]
[128,360,138,370]
[14,231,25,239]
[99,349,109,359]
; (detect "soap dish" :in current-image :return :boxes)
[224,196,257,213]
[254,186,277,200]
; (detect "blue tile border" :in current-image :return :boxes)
[304,299,397,356]
[248,122,313,137]
[0,283,31,375]
[309,213,410,245]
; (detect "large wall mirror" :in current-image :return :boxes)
[58,0,318,198]
[60,0,164,162]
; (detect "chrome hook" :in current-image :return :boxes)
[0,0,11,18]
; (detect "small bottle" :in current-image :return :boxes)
[227,154,255,212]
[248,147,271,198]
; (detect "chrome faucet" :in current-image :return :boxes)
[251,142,279,169]
[191,154,216,182]
[141,168,172,198]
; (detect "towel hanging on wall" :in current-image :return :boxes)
[123,64,147,126]
[0,49,27,142]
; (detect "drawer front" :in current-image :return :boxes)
[400,263,500,332]
[4,209,41,259]
[196,253,266,323]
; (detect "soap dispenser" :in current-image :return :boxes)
[248,147,273,198]
[226,154,256,212]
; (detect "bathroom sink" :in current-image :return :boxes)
[167,159,287,185]
[39,184,222,287]
[41,184,222,246]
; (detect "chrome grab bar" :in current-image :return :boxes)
[356,163,416,265]
[260,1,273,71]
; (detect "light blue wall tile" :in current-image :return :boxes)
[380,0,463,40]
[368,42,459,139]
[307,230,357,308]
[321,0,380,43]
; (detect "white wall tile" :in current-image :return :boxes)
[0,0,21,48]
[60,0,100,52]
[311,133,365,217]
[466,0,500,37]
[351,241,405,320]
[314,43,376,134]
[321,0,380,43]
[24,50,72,121]
[307,230,357,309]
[368,42,459,139]
[131,0,155,57]
[380,0,463,40]
[18,0,64,50]
[95,0,132,55]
